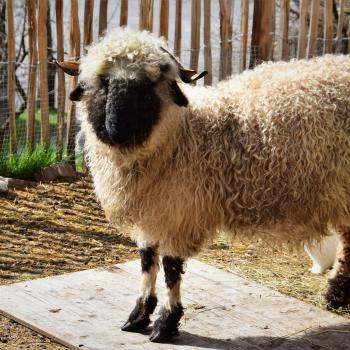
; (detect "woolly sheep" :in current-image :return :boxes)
[57,28,350,343]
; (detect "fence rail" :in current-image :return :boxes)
[1,0,350,169]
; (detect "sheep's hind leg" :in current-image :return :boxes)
[325,227,350,308]
[149,256,185,343]
[122,246,159,332]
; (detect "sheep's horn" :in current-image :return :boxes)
[160,47,207,83]
[55,60,80,76]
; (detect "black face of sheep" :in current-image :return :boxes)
[55,55,206,149]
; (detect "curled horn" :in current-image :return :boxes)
[160,47,207,83]
[54,60,80,76]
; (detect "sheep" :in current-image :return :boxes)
[56,28,350,343]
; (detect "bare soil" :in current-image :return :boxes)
[0,179,349,349]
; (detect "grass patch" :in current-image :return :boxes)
[0,146,57,180]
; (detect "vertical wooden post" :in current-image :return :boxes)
[324,0,333,54]
[174,0,182,58]
[336,0,345,53]
[139,0,154,31]
[84,0,94,54]
[306,0,320,58]
[190,0,201,77]
[219,0,233,80]
[7,0,16,154]
[37,0,50,148]
[203,0,212,85]
[67,0,80,167]
[99,0,108,36]
[56,0,65,160]
[240,0,249,72]
[159,0,169,39]
[26,0,37,153]
[249,0,274,68]
[120,0,128,26]
[297,0,308,59]
[280,0,290,60]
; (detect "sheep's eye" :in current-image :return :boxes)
[99,75,109,89]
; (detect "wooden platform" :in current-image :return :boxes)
[0,260,349,350]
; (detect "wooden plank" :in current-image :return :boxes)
[190,0,201,76]
[324,0,333,54]
[55,0,65,160]
[159,0,169,39]
[0,260,349,350]
[139,0,153,31]
[67,0,80,168]
[307,0,320,58]
[249,0,274,68]
[240,0,249,72]
[37,0,50,148]
[336,0,345,53]
[98,0,108,36]
[120,0,128,27]
[280,0,290,60]
[297,0,308,59]
[203,0,212,85]
[26,0,37,153]
[174,0,182,58]
[7,0,17,154]
[84,0,94,54]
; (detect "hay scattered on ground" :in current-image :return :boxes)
[0,179,349,349]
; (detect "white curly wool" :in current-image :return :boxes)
[78,29,350,258]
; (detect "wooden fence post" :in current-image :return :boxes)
[26,0,37,153]
[336,0,345,53]
[324,0,333,54]
[37,0,50,148]
[307,0,320,58]
[84,0,94,54]
[219,0,233,80]
[159,0,169,39]
[66,0,80,168]
[190,0,201,77]
[203,0,212,85]
[56,0,65,160]
[249,0,275,68]
[7,0,17,154]
[174,0,182,58]
[280,0,290,60]
[240,0,249,72]
[139,0,154,31]
[99,0,108,36]
[297,0,308,59]
[120,0,128,27]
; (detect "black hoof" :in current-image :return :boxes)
[149,304,183,343]
[325,276,350,309]
[121,295,157,332]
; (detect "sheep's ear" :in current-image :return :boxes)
[169,81,188,107]
[55,60,80,76]
[179,68,208,84]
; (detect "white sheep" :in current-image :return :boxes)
[56,28,350,343]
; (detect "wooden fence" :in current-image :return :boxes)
[2,0,350,167]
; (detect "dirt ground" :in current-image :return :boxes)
[0,179,349,349]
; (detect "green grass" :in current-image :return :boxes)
[0,146,57,180]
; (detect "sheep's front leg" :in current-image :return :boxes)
[326,227,350,308]
[149,256,185,343]
[122,246,159,332]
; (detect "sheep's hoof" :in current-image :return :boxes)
[121,295,157,332]
[149,304,183,343]
[325,276,350,309]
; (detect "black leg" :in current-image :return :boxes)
[149,256,185,343]
[122,246,159,332]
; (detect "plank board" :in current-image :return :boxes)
[0,260,349,350]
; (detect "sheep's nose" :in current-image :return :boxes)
[105,117,118,135]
